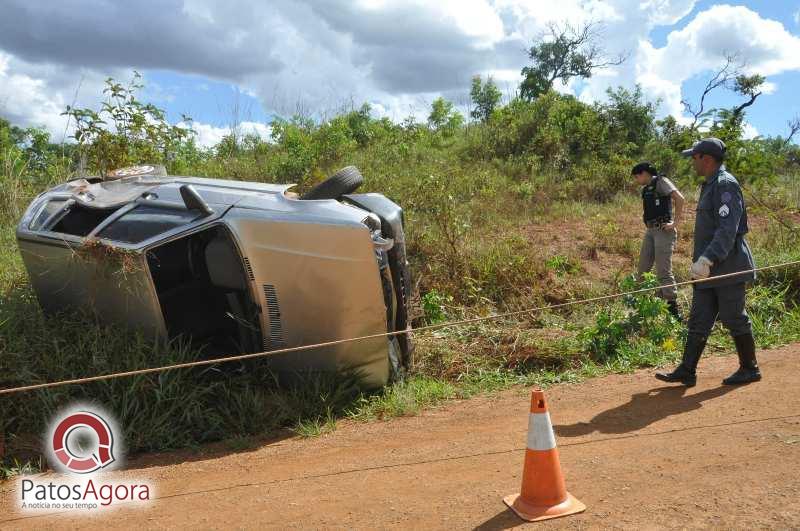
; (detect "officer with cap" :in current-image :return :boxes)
[656,137,760,386]
[632,161,684,320]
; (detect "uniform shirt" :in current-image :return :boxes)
[693,165,755,289]
[654,176,678,197]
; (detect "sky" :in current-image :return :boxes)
[1,1,800,148]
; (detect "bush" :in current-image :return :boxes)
[580,273,682,362]
[421,289,451,325]
[3,71,800,470]
[63,73,194,175]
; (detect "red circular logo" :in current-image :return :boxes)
[51,412,116,474]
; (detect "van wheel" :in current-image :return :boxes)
[301,166,363,200]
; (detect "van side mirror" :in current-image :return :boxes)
[179,185,214,216]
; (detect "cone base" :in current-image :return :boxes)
[503,492,586,522]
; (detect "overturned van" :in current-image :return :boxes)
[16,165,413,387]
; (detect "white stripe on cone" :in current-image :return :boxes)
[526,412,556,451]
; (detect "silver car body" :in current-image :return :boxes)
[16,172,412,388]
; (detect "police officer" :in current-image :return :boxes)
[656,137,761,386]
[633,162,684,320]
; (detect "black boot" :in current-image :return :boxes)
[655,335,707,387]
[667,300,682,322]
[723,333,761,385]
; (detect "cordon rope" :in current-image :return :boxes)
[1,260,799,396]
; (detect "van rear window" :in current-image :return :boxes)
[97,206,199,244]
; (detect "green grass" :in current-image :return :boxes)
[349,377,458,421]
[3,103,800,477]
[3,189,799,478]
[0,456,43,479]
[293,414,338,438]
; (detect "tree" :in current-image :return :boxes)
[681,55,766,132]
[428,97,464,136]
[783,114,800,147]
[682,56,738,131]
[63,72,194,175]
[470,76,501,123]
[731,74,766,119]
[710,74,766,146]
[428,97,453,129]
[345,103,375,147]
[519,21,626,101]
[602,85,657,153]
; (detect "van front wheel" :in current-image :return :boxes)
[301,166,363,200]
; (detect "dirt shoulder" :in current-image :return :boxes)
[3,346,800,529]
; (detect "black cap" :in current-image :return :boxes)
[681,137,726,159]
[631,162,658,176]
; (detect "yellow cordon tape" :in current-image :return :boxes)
[2,260,800,396]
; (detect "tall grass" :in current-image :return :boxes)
[2,98,800,475]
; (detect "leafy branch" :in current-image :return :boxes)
[62,72,194,176]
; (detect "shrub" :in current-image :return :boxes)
[63,73,194,175]
[580,273,682,362]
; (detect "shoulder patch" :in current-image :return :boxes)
[721,191,732,203]
[719,204,730,218]
[719,172,740,187]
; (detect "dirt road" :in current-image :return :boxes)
[3,346,800,529]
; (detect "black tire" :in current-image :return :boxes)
[301,166,363,200]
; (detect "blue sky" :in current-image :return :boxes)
[648,1,800,140]
[141,72,271,126]
[1,1,799,147]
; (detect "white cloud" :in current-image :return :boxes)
[638,5,800,119]
[189,120,272,149]
[0,71,66,135]
[189,122,229,149]
[0,51,113,141]
[240,121,273,141]
[760,81,778,95]
[411,0,505,49]
[1,0,798,142]
[648,5,800,79]
[742,122,759,139]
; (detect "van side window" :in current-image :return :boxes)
[97,206,199,244]
[29,199,67,230]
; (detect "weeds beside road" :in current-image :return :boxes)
[3,188,799,475]
[2,80,800,475]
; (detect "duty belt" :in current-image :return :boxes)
[645,218,671,229]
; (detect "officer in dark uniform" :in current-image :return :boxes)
[656,137,761,386]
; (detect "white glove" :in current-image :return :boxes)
[691,256,713,280]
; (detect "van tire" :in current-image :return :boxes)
[301,166,363,200]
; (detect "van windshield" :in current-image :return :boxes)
[51,203,119,236]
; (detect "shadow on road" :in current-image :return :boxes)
[554,384,739,437]
[124,429,296,470]
[475,384,745,530]
[473,508,526,531]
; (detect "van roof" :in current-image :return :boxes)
[56,175,295,210]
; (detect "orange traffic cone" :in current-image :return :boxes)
[503,389,586,522]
